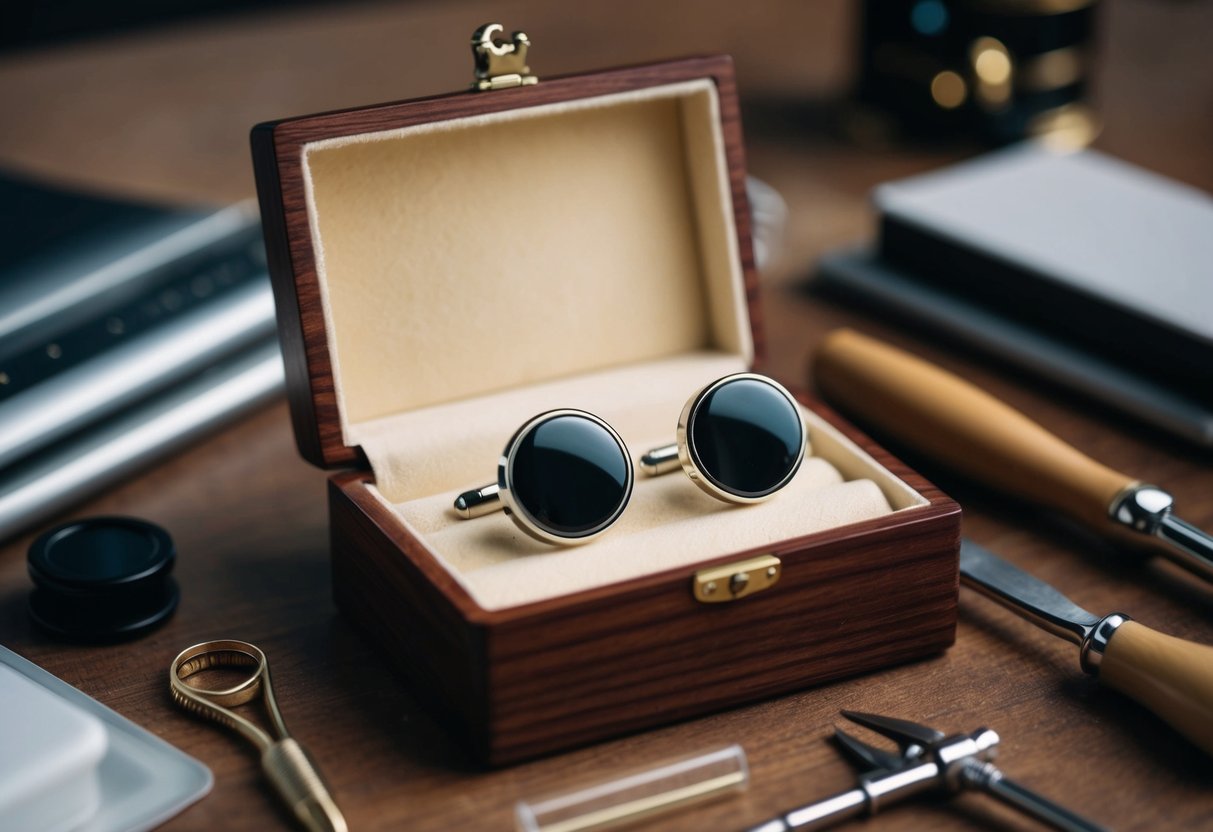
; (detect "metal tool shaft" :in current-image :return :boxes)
[958,759,1109,832]
[746,759,942,831]
[745,787,866,832]
[745,712,1107,832]
[1157,513,1213,580]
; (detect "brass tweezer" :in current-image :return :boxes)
[745,711,1108,832]
[170,640,347,832]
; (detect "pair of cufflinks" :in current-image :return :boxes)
[454,374,806,545]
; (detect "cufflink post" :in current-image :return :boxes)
[640,444,682,476]
[454,483,502,518]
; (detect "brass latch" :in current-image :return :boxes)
[470,23,538,91]
[693,555,782,603]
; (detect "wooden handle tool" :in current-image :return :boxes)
[814,328,1213,582]
[961,540,1213,755]
[1098,620,1213,754]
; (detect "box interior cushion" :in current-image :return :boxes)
[301,79,751,443]
[359,353,927,611]
[300,75,928,611]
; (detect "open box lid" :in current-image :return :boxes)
[252,52,760,470]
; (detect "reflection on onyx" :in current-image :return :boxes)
[689,378,802,498]
[509,414,630,536]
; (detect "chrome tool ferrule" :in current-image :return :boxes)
[1079,612,1131,674]
[1109,483,1213,582]
[1110,484,1174,534]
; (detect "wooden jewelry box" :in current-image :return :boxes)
[251,41,960,765]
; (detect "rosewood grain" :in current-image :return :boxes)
[253,56,962,764]
[331,468,958,764]
[327,390,960,764]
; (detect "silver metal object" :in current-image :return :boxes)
[0,203,257,350]
[0,342,284,541]
[452,483,502,519]
[0,280,276,470]
[959,540,1131,675]
[638,443,681,477]
[1109,483,1213,582]
[745,711,1107,832]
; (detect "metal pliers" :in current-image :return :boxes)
[746,711,1108,832]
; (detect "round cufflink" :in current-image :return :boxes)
[454,409,634,545]
[641,373,806,504]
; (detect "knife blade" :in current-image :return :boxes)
[960,541,1101,647]
[959,540,1213,755]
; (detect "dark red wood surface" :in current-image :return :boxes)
[0,1,1211,830]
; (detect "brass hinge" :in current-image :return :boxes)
[693,555,782,603]
[470,23,538,91]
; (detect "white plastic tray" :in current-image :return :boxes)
[0,644,212,831]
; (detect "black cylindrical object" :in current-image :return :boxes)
[28,516,179,641]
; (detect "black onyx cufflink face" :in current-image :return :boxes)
[454,410,634,545]
[27,516,179,641]
[641,373,806,503]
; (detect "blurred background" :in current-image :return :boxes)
[2,0,1209,203]
[0,0,1209,539]
[4,2,1208,197]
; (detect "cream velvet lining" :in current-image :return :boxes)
[302,80,751,435]
[298,79,928,611]
[359,352,926,611]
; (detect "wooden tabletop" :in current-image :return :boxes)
[1,2,1210,830]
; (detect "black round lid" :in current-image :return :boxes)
[27,516,178,642]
